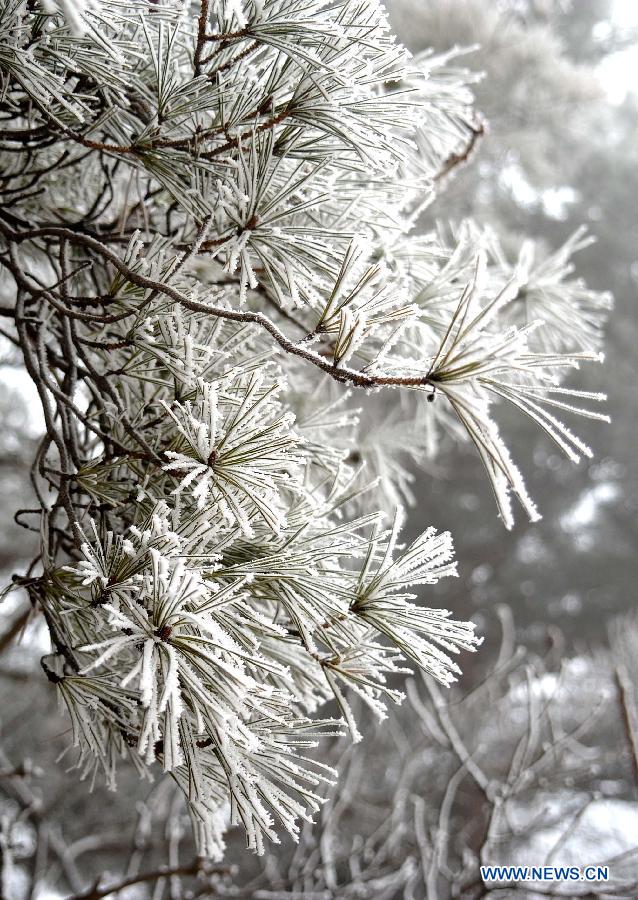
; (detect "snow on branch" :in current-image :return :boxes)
[0,0,610,857]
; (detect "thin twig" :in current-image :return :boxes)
[68,859,230,900]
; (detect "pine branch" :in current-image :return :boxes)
[0,221,433,390]
[0,0,610,859]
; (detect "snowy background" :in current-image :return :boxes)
[1,0,637,896]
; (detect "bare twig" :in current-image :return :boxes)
[69,858,230,900]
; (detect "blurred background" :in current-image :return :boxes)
[1,0,637,896]
[388,0,638,653]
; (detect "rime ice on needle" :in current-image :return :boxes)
[0,0,610,858]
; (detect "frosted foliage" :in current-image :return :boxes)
[0,0,609,856]
[388,0,601,188]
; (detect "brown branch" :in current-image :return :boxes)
[200,104,294,158]
[204,28,249,42]
[0,221,435,391]
[69,858,231,900]
[194,0,211,77]
[434,118,485,183]
[62,132,135,156]
[203,39,260,74]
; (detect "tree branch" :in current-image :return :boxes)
[0,221,434,391]
[69,859,231,900]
